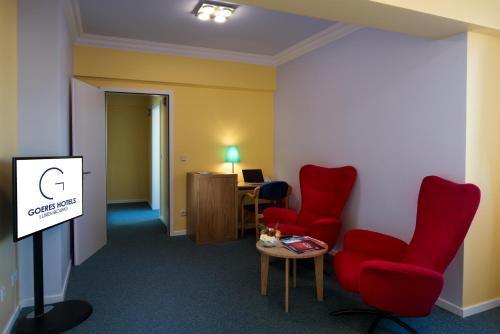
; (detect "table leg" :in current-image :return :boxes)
[260,254,269,296]
[293,258,297,288]
[285,258,289,312]
[314,255,324,302]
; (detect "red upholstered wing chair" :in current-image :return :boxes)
[263,164,357,251]
[331,176,481,334]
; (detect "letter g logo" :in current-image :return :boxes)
[39,167,65,200]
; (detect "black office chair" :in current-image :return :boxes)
[241,181,291,239]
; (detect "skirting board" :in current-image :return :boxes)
[19,261,71,308]
[107,199,149,204]
[2,304,21,334]
[435,297,500,318]
[171,229,186,236]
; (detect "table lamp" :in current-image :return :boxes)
[225,145,240,173]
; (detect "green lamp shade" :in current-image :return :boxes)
[225,145,240,163]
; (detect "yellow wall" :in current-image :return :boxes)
[74,46,275,233]
[106,93,151,202]
[464,32,500,307]
[237,0,500,39]
[372,0,500,31]
[0,0,18,331]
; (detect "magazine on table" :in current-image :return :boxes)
[280,236,326,254]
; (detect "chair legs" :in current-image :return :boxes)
[329,309,418,334]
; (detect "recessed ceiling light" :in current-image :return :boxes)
[192,1,238,24]
[214,15,227,23]
[197,12,210,21]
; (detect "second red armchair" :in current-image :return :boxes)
[263,164,357,251]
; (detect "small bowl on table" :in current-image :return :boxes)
[260,234,279,247]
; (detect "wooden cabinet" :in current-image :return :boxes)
[187,172,237,244]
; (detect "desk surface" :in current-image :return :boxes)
[237,182,263,190]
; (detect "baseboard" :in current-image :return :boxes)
[436,297,500,318]
[2,303,21,334]
[436,298,463,317]
[61,261,71,300]
[462,298,500,317]
[107,199,148,204]
[159,216,167,227]
[171,229,186,236]
[19,261,71,308]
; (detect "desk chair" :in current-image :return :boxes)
[241,181,292,239]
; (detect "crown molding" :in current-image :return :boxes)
[71,5,361,67]
[75,33,276,66]
[63,0,83,42]
[273,22,362,66]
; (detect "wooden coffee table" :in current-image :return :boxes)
[256,240,328,312]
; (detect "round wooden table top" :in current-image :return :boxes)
[256,239,328,259]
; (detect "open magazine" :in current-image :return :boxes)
[280,236,326,254]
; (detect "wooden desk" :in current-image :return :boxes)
[256,240,328,312]
[187,172,237,244]
[237,182,261,190]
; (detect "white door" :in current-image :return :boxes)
[71,78,107,265]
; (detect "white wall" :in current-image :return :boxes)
[17,0,74,305]
[275,29,467,305]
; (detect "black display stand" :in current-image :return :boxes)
[15,231,92,334]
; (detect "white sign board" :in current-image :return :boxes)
[14,157,83,241]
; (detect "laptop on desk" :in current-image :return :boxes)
[242,169,265,186]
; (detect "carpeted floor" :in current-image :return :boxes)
[60,203,500,333]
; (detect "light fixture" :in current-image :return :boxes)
[214,15,226,23]
[225,145,240,173]
[193,1,238,24]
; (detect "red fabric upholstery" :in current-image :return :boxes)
[344,229,408,262]
[263,165,357,250]
[359,261,444,317]
[334,175,480,317]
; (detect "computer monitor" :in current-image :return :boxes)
[242,169,265,183]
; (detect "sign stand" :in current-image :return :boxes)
[14,231,92,334]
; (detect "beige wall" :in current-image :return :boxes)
[74,46,275,233]
[106,93,151,203]
[0,0,18,331]
[464,32,500,307]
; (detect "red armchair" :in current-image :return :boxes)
[331,176,481,334]
[263,164,357,251]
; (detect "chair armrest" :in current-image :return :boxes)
[344,229,408,262]
[262,207,298,226]
[359,260,444,317]
[309,218,342,251]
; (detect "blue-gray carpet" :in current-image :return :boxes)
[58,203,500,333]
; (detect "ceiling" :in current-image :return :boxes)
[78,0,335,56]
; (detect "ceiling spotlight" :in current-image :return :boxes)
[217,8,233,17]
[214,15,227,23]
[197,12,210,21]
[199,4,215,15]
[192,1,238,23]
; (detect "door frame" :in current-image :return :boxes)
[103,87,175,236]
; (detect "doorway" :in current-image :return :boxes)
[71,80,174,265]
[105,92,170,228]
